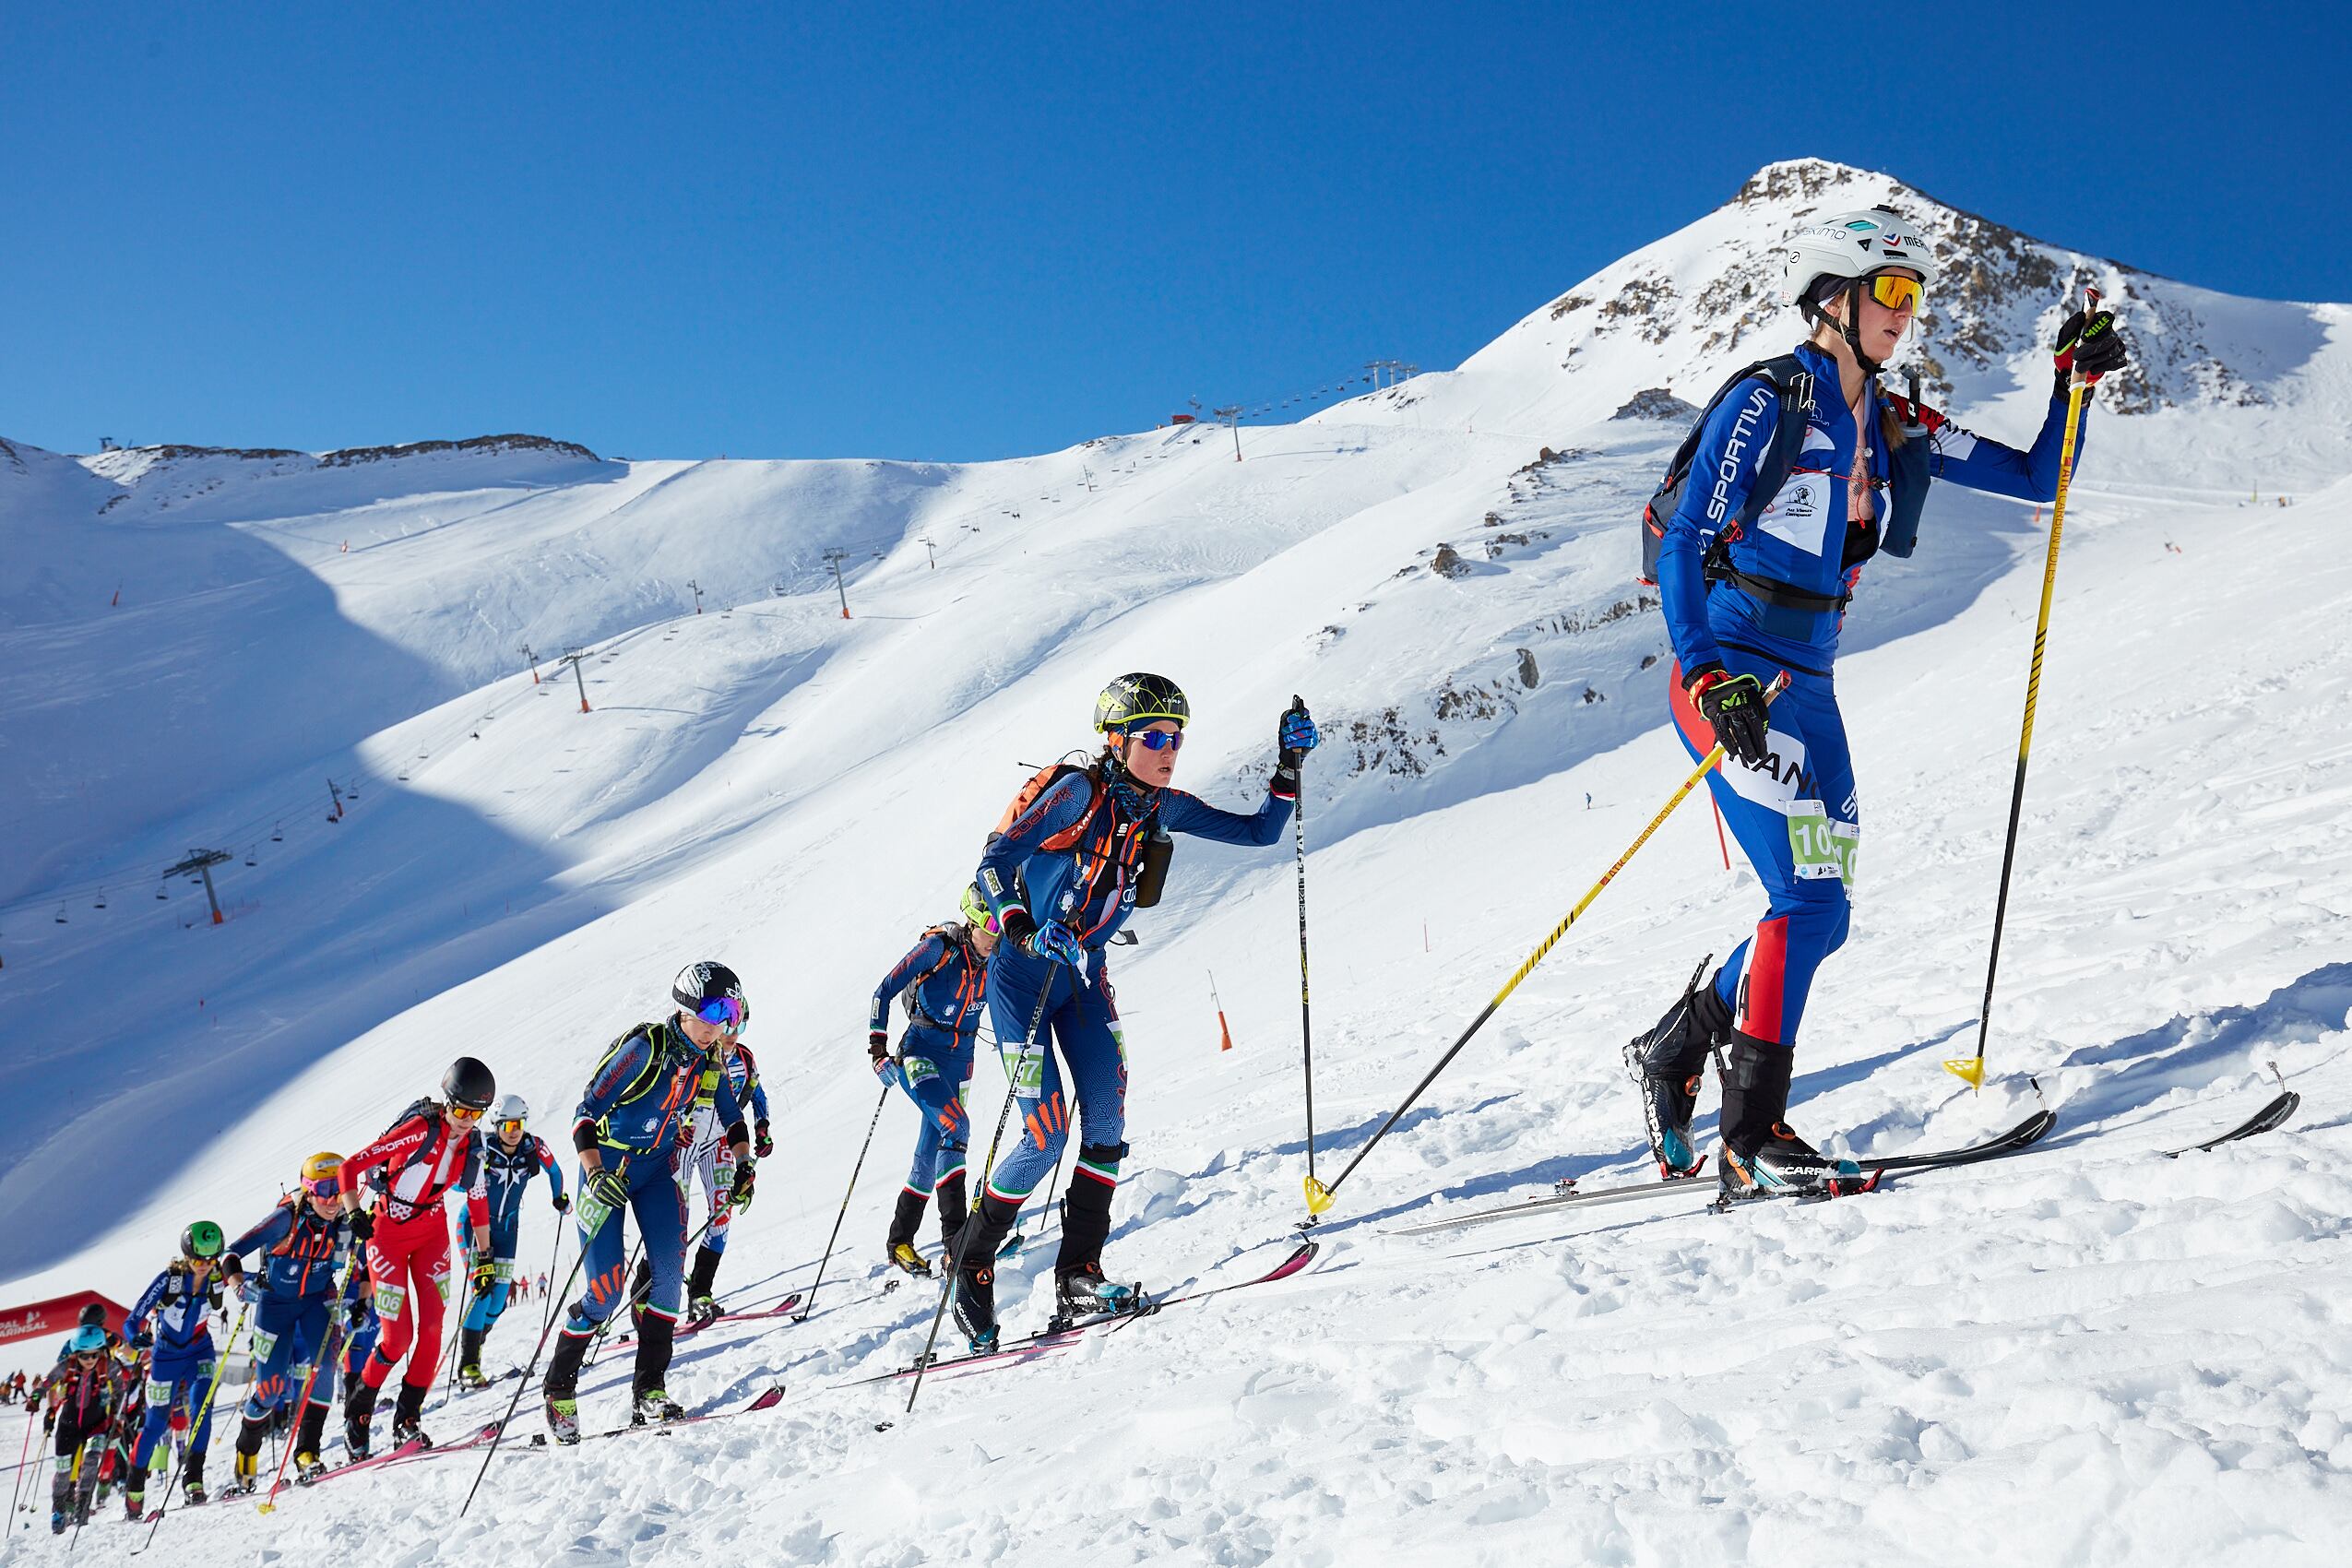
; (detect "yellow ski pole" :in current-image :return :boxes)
[1304,672,1788,1217]
[1947,287,2101,1092]
[137,1294,249,1547]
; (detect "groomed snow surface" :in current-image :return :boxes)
[5,162,2350,1564]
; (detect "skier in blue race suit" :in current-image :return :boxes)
[120,1222,230,1515]
[1630,206,2130,1198]
[218,1152,354,1495]
[867,892,998,1275]
[950,673,1318,1349]
[538,961,755,1442]
[455,1096,567,1387]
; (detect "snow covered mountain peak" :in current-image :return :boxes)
[1349,158,2351,485]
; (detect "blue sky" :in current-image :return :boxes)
[6,3,2344,463]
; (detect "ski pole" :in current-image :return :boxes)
[582,1232,643,1372]
[533,1223,566,1336]
[6,1404,31,1526]
[256,1255,365,1513]
[795,1077,892,1323]
[1302,673,1789,1217]
[1289,695,1320,1207]
[439,1264,477,1399]
[136,1296,249,1552]
[907,961,1060,1415]
[457,1244,587,1520]
[1950,288,2100,1093]
[1001,1136,1067,1258]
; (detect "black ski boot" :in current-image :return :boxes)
[685,1244,724,1324]
[1050,1152,1142,1327]
[542,1329,589,1445]
[631,1312,679,1421]
[1624,959,1728,1178]
[1052,1263,1144,1327]
[456,1326,492,1390]
[292,1398,329,1483]
[950,1192,1019,1352]
[1716,1033,1861,1200]
[224,1422,264,1496]
[343,1379,377,1461]
[935,1165,968,1255]
[181,1450,208,1504]
[389,1379,434,1449]
[886,1187,933,1277]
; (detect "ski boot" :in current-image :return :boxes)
[343,1380,377,1461]
[544,1396,580,1446]
[388,1379,434,1450]
[886,1189,934,1277]
[631,1389,687,1427]
[951,1263,999,1354]
[1624,960,1728,1179]
[181,1452,208,1505]
[1716,1033,1862,1202]
[124,1490,146,1522]
[685,1244,725,1324]
[222,1446,259,1498]
[457,1362,493,1392]
[1050,1263,1144,1330]
[293,1450,328,1485]
[456,1326,491,1389]
[51,1509,68,1536]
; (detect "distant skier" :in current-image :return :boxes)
[1631,207,2127,1197]
[951,674,1316,1348]
[217,1152,354,1494]
[455,1096,567,1388]
[867,887,999,1276]
[540,962,756,1442]
[335,1058,496,1455]
[120,1222,230,1515]
[40,1324,121,1532]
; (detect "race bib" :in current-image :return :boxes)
[1787,802,1859,885]
[1006,1048,1044,1097]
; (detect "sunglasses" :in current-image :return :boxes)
[446,1103,484,1123]
[1127,729,1183,753]
[496,1119,526,1139]
[304,1178,342,1200]
[695,996,743,1029]
[1867,273,1924,313]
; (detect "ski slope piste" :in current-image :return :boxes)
[2,157,2348,1565]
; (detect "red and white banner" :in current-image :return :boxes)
[0,1291,128,1347]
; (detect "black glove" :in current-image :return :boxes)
[729,1161,756,1212]
[347,1300,368,1330]
[552,1191,571,1214]
[1686,665,1770,767]
[2052,308,2126,398]
[998,908,1039,954]
[585,1166,629,1213]
[867,1029,890,1066]
[345,1208,374,1242]
[754,1119,774,1158]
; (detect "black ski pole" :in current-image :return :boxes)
[1289,694,1319,1212]
[457,1244,587,1519]
[532,1223,566,1336]
[905,963,1059,1416]
[795,1077,893,1324]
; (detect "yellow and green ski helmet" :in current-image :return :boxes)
[1094,672,1189,736]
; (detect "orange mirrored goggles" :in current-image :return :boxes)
[1868,272,1925,313]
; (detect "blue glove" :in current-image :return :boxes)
[1027,920,1085,966]
[1277,698,1318,786]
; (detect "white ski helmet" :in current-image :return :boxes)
[495,1093,529,1124]
[1780,206,1940,304]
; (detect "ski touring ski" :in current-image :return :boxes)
[604,1293,804,1353]
[857,1240,1322,1393]
[289,1421,505,1494]
[1394,1111,2060,1238]
[523,1385,786,1447]
[2165,1089,2299,1158]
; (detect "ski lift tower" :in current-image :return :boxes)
[557,648,593,713]
[822,548,852,619]
[162,849,232,926]
[1214,406,1243,463]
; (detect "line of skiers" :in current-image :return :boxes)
[21,207,2132,1505]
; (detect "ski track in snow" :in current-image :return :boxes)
[6,164,2352,1564]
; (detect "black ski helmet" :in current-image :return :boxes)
[1094,672,1189,737]
[77,1301,107,1329]
[442,1056,497,1112]
[672,960,746,1017]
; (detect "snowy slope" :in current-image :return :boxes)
[4,160,2350,1564]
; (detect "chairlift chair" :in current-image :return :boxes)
[94,889,106,909]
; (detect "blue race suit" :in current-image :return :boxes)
[1657,341,2087,1054]
[224,1197,353,1427]
[123,1264,222,1478]
[975,758,1293,1206]
[872,926,991,1203]
[559,1019,746,1345]
[459,1134,564,1335]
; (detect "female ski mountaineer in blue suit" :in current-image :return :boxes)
[950,673,1318,1350]
[1630,206,2129,1198]
[868,888,999,1275]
